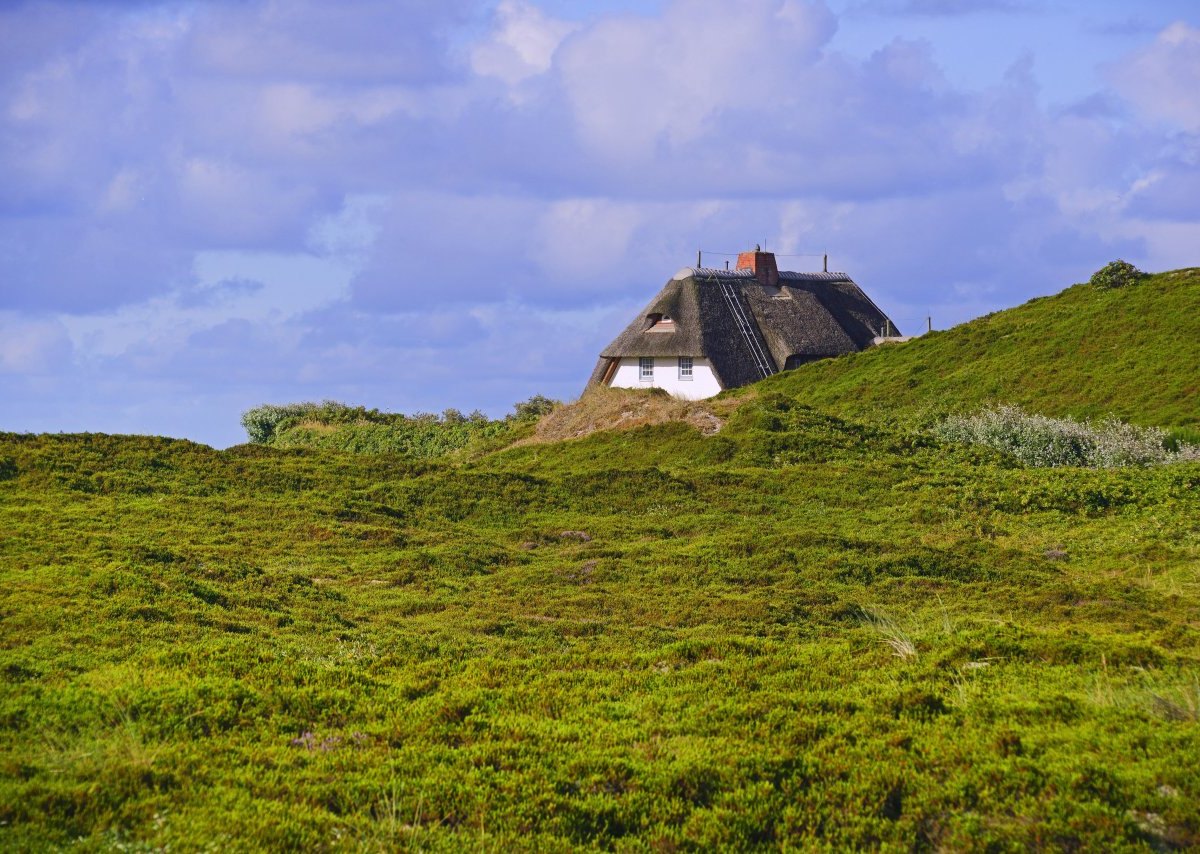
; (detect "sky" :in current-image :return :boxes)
[1,0,1198,448]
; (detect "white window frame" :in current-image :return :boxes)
[678,356,693,380]
[639,356,654,382]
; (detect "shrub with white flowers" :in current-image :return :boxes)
[933,405,1200,468]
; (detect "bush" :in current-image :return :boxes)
[242,401,442,444]
[510,394,559,422]
[932,405,1200,468]
[240,403,324,444]
[240,401,398,443]
[240,400,516,457]
[1089,260,1147,290]
[1166,427,1200,453]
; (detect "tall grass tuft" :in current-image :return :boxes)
[1142,673,1200,722]
[859,608,918,660]
[933,405,1200,468]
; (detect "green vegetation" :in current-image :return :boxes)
[755,266,1200,429]
[934,404,1200,468]
[2,270,1199,849]
[1089,259,1149,290]
[241,398,556,460]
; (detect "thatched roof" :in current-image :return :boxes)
[588,266,897,389]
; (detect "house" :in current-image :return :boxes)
[588,248,900,398]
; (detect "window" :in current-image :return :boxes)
[678,356,693,380]
[639,357,654,382]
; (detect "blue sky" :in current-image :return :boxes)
[2,0,1198,447]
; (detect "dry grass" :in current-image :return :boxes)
[525,386,724,445]
[859,607,918,660]
[291,419,359,435]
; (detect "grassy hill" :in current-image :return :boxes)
[1,269,1199,849]
[243,269,1200,460]
[756,267,1200,430]
[2,401,1199,849]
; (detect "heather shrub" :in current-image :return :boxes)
[510,394,559,422]
[241,401,433,444]
[933,405,1200,468]
[240,402,326,444]
[240,400,522,457]
[1089,259,1147,290]
[243,399,558,447]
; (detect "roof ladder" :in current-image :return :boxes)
[713,277,776,380]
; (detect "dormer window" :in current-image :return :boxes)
[647,313,675,332]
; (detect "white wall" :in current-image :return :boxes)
[607,356,723,399]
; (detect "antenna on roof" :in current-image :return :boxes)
[823,253,828,273]
[697,249,702,267]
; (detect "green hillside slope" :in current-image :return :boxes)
[2,405,1199,849]
[757,267,1200,428]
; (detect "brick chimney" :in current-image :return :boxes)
[735,245,779,286]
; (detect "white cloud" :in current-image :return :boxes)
[1113,220,1200,273]
[173,156,326,247]
[556,0,837,161]
[184,0,464,84]
[58,246,355,362]
[0,315,73,374]
[471,0,578,86]
[100,168,145,214]
[1,0,1196,446]
[1111,21,1200,132]
[532,199,643,276]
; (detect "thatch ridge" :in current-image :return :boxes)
[671,266,854,283]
